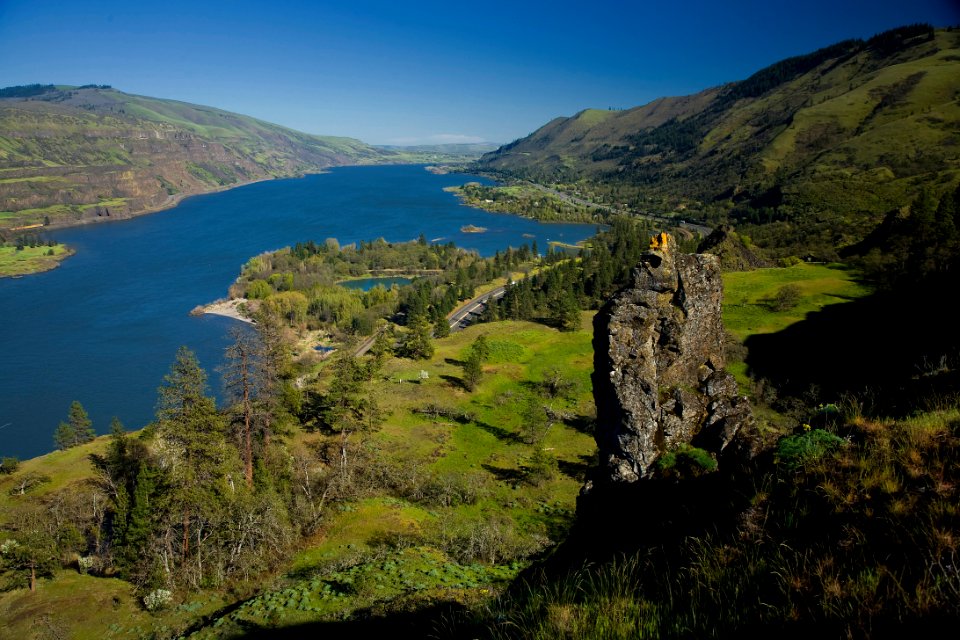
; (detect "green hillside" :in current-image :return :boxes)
[0,85,397,231]
[478,25,960,257]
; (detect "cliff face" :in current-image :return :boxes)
[592,233,754,483]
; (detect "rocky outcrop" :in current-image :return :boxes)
[696,225,770,271]
[592,233,755,483]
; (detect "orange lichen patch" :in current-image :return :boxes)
[649,232,670,252]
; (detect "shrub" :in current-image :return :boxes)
[143,588,173,611]
[768,284,802,311]
[656,444,717,479]
[77,555,95,574]
[539,368,577,399]
[0,457,18,475]
[775,428,846,470]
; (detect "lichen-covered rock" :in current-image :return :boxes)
[592,233,755,482]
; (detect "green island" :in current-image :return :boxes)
[0,239,73,277]
[446,182,611,223]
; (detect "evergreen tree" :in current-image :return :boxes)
[155,347,229,574]
[471,334,491,362]
[111,481,130,554]
[0,530,58,592]
[551,292,582,332]
[480,295,500,323]
[54,400,95,449]
[123,465,157,560]
[519,396,552,445]
[462,350,483,391]
[933,184,960,274]
[221,327,275,489]
[434,316,450,339]
[399,314,434,360]
[315,351,382,479]
[53,421,75,451]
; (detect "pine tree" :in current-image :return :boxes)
[400,314,434,360]
[69,401,96,444]
[551,292,582,332]
[155,347,229,573]
[317,351,382,479]
[53,421,76,451]
[470,335,491,362]
[221,327,274,489]
[115,464,160,573]
[53,400,94,449]
[434,317,450,339]
[462,350,483,391]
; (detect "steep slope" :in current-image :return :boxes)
[0,85,394,230]
[479,25,960,252]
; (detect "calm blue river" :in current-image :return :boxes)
[0,165,599,459]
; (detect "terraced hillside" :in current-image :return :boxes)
[0,85,393,231]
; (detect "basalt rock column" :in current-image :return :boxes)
[592,233,754,483]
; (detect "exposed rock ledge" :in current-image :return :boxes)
[591,233,756,484]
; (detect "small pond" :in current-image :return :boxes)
[337,276,413,291]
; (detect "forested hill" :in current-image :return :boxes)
[477,25,960,256]
[0,85,395,231]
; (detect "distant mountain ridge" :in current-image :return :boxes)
[0,85,396,230]
[477,25,960,255]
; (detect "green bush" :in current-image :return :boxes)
[775,428,845,470]
[656,444,717,479]
[768,283,803,311]
[0,456,18,474]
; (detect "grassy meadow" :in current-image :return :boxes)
[5,256,951,638]
[0,315,598,638]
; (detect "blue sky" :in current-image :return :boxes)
[1,0,957,145]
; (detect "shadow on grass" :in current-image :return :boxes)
[439,374,470,391]
[744,285,960,413]
[473,419,525,444]
[562,415,595,436]
[481,462,527,484]
[558,455,594,481]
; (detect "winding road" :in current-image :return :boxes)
[446,285,508,332]
[351,285,508,358]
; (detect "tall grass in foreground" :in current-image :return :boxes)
[455,406,960,639]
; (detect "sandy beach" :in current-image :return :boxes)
[193,298,254,323]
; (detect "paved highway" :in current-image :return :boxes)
[446,285,508,332]
[350,284,508,358]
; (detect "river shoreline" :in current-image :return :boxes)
[191,298,255,324]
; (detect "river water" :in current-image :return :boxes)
[0,165,599,459]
